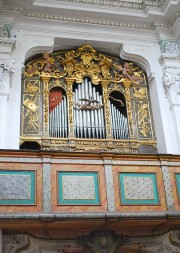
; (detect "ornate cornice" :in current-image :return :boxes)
[1,0,180,31]
[33,0,163,9]
[23,11,155,30]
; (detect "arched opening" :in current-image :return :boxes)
[49,87,68,138]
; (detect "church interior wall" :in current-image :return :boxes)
[0,1,180,252]
[1,5,180,153]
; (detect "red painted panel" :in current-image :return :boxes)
[49,88,63,112]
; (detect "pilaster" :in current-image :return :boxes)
[103,159,115,211]
[42,158,52,212]
[0,24,16,148]
[159,36,180,153]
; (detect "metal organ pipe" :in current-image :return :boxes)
[49,81,129,140]
[74,78,105,139]
[49,95,68,138]
[109,99,129,139]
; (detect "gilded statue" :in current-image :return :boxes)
[115,62,143,84]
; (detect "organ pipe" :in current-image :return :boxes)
[74,78,105,139]
[49,79,129,140]
[49,95,68,138]
[110,101,129,139]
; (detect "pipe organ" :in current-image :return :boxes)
[21,45,157,153]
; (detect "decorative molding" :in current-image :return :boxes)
[22,11,154,30]
[33,0,164,9]
[2,1,180,31]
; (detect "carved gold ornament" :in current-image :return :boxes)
[74,97,104,111]
[23,95,39,133]
[133,87,147,99]
[136,102,151,137]
[25,45,144,86]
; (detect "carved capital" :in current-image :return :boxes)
[100,80,110,87]
[160,35,180,56]
[160,40,179,55]
[122,81,132,88]
[65,77,76,86]
[163,71,180,106]
[40,75,51,84]
[0,59,15,94]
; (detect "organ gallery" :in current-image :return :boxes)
[21,45,156,153]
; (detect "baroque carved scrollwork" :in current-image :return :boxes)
[5,234,40,253]
[157,230,180,253]
[25,44,144,86]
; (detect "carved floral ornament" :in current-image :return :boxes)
[25,44,144,87]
